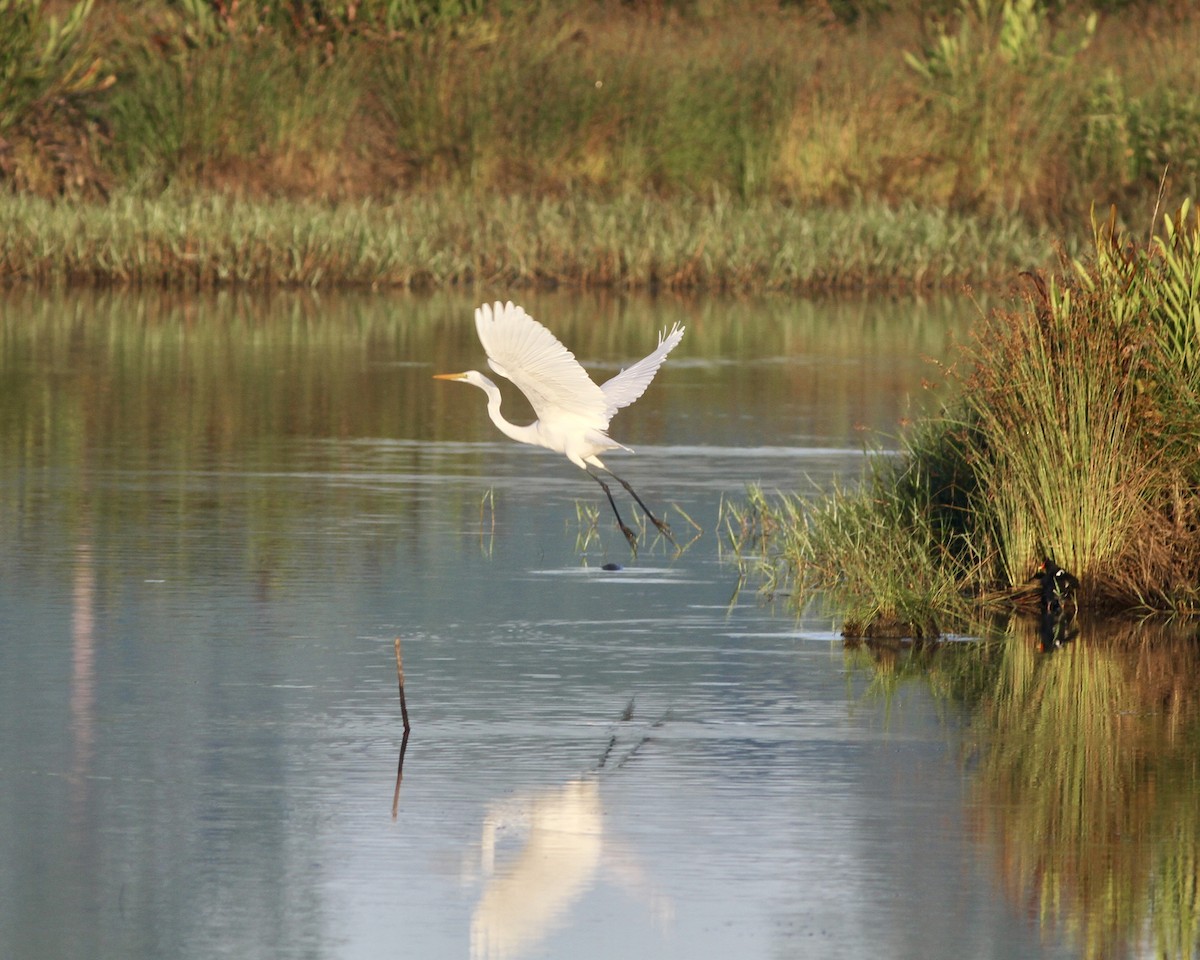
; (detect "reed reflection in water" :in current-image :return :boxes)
[971,617,1200,960]
[851,616,1200,960]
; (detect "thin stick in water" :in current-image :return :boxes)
[394,636,411,733]
[391,728,411,820]
[391,636,412,819]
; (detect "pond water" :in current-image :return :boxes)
[1,289,1197,960]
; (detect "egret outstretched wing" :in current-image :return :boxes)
[474,301,608,424]
[600,323,685,418]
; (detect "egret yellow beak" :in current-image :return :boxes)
[433,372,466,381]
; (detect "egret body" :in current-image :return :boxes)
[434,301,685,547]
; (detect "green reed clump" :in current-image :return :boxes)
[735,200,1200,632]
[958,280,1158,592]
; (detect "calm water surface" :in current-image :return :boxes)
[1,290,1196,960]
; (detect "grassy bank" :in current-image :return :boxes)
[2,1,1199,289]
[0,189,1049,291]
[729,199,1200,634]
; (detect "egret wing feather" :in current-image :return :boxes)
[600,322,685,418]
[475,302,608,425]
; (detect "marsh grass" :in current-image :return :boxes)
[0,190,1048,291]
[572,497,696,558]
[734,200,1200,632]
[479,487,496,556]
[104,32,365,196]
[903,0,1099,220]
[572,500,602,554]
[729,443,976,638]
[4,1,1200,247]
[0,0,109,132]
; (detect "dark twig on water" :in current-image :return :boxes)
[394,636,411,733]
[391,636,412,819]
[391,728,411,820]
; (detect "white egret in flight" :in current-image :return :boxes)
[434,301,685,547]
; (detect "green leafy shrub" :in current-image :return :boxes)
[903,0,1097,215]
[0,0,110,133]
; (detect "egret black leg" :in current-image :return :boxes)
[587,470,638,548]
[604,469,674,544]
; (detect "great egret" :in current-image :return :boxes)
[434,301,685,547]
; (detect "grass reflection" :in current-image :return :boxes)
[843,634,1000,711]
[855,619,1200,959]
[970,619,1200,960]
[0,286,969,458]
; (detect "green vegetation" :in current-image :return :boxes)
[3,0,1200,288]
[0,190,1045,290]
[730,199,1200,631]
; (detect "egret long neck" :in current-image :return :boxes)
[480,379,541,447]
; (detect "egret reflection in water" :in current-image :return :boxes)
[469,778,603,960]
[464,709,673,960]
[466,775,673,960]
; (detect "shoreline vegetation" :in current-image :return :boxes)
[0,190,1049,291]
[2,0,1200,291]
[728,200,1200,636]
